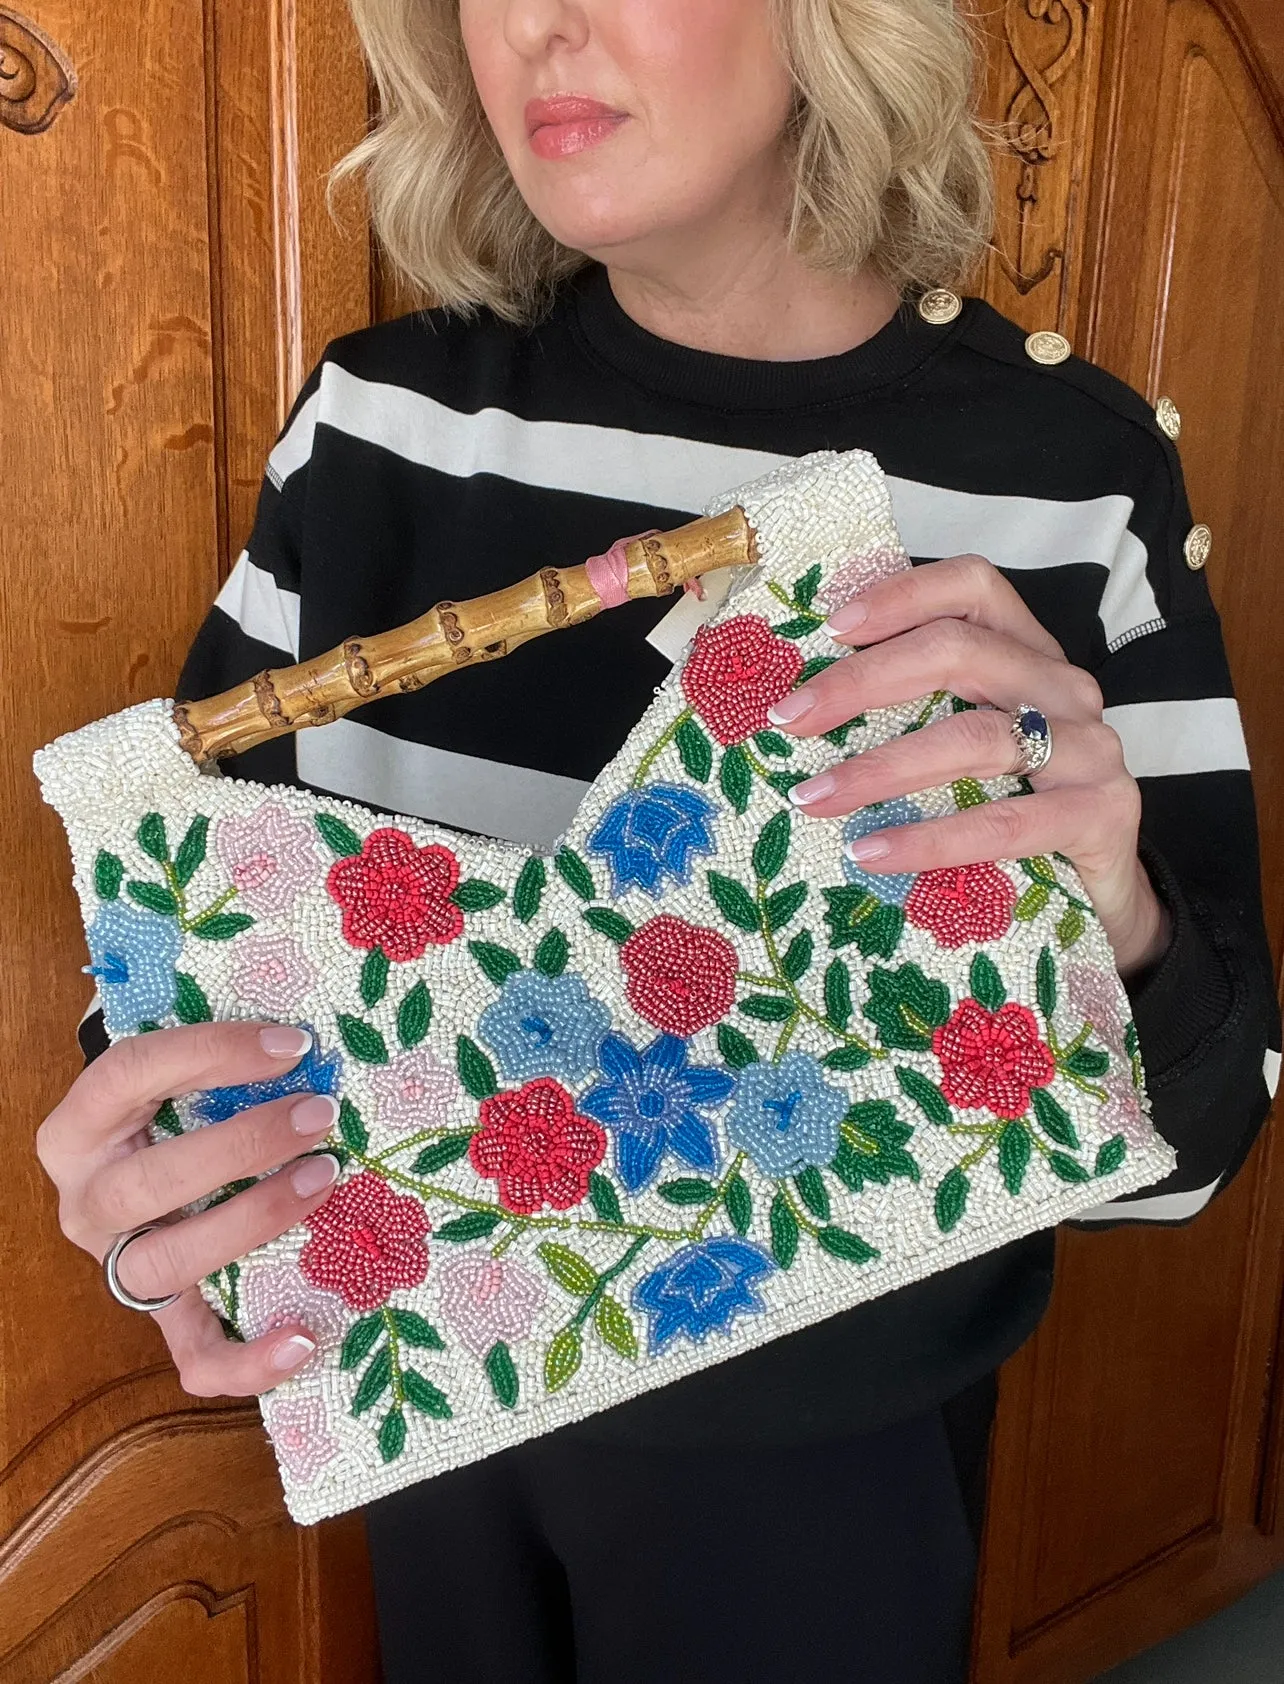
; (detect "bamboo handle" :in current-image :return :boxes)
[173,507,757,765]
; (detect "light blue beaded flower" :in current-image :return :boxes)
[579,1031,734,1194]
[587,783,718,898]
[479,971,611,1083]
[84,902,183,1033]
[727,1053,848,1178]
[633,1238,775,1355]
[841,797,924,906]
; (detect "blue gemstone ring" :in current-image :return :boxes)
[1009,704,1054,776]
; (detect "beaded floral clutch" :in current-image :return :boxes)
[34,450,1176,1524]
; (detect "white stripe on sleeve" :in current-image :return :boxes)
[1101,698,1250,778]
[213,552,301,658]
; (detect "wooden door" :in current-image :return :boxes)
[969,2,1284,1679]
[0,3,379,1679]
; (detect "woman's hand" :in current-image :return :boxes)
[35,1022,343,1396]
[767,553,1171,979]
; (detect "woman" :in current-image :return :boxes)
[36,1,1277,1680]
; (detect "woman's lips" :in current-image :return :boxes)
[525,95,627,160]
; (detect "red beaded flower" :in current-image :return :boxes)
[680,615,804,745]
[299,1171,430,1311]
[904,863,1016,949]
[326,828,463,961]
[620,915,739,1038]
[469,1079,607,1215]
[932,1000,1056,1119]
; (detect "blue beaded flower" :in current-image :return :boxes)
[84,902,183,1034]
[192,1030,343,1124]
[841,797,924,906]
[579,1032,735,1194]
[727,1053,848,1178]
[633,1237,775,1355]
[479,971,611,1083]
[587,783,718,898]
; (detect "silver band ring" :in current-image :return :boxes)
[1009,704,1053,777]
[103,1223,183,1312]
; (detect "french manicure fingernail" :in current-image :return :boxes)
[766,691,815,727]
[846,837,891,862]
[789,773,835,806]
[260,1025,313,1060]
[291,1153,340,1197]
[291,1094,340,1136]
[270,1333,317,1372]
[823,600,869,636]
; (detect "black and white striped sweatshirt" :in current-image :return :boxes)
[82,262,1279,1445]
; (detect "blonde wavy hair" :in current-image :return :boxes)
[333,0,994,324]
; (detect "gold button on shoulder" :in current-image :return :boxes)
[917,288,962,326]
[1184,523,1213,570]
[1155,396,1182,440]
[1025,330,1072,366]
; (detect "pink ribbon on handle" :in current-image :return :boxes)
[584,529,661,609]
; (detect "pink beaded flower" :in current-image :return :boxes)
[814,546,906,616]
[1101,1073,1155,1147]
[239,1262,350,1349]
[299,1171,430,1310]
[231,933,317,1015]
[263,1395,339,1483]
[215,802,319,917]
[436,1255,546,1359]
[680,615,803,745]
[371,1048,460,1133]
[1065,963,1126,1054]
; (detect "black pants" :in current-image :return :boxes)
[364,1367,998,1684]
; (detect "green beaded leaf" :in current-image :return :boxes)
[485,1341,520,1408]
[798,656,837,683]
[724,1173,752,1235]
[707,871,759,932]
[1015,883,1050,922]
[1064,1045,1110,1079]
[397,981,433,1048]
[846,1099,907,1143]
[773,613,824,639]
[829,1139,866,1194]
[545,1327,582,1393]
[411,1133,474,1175]
[340,1314,383,1371]
[555,847,596,901]
[378,1407,406,1463]
[94,850,125,900]
[315,812,363,858]
[753,811,791,883]
[172,816,209,887]
[676,715,714,782]
[152,1098,183,1137]
[753,731,793,758]
[583,906,634,944]
[658,1178,718,1205]
[998,1121,1031,1195]
[537,1242,599,1297]
[738,994,793,1023]
[588,1171,623,1225]
[764,882,808,932]
[951,778,988,810]
[1095,1135,1127,1177]
[782,929,813,981]
[863,962,951,1051]
[821,1044,873,1071]
[534,928,570,977]
[719,745,752,814]
[793,564,822,608]
[136,812,170,864]
[451,878,507,911]
[390,1309,446,1349]
[895,1065,951,1126]
[1048,1151,1091,1183]
[189,912,254,940]
[969,952,1006,1012]
[769,1191,799,1268]
[852,903,904,960]
[457,1036,499,1100]
[173,971,212,1025]
[1022,855,1058,888]
[126,880,178,916]
[1057,905,1087,949]
[512,856,546,923]
[352,1346,392,1415]
[824,959,852,1030]
[816,1226,879,1264]
[822,722,853,749]
[595,1295,639,1361]
[794,1167,830,1221]
[360,946,390,1007]
[403,1369,453,1419]
[336,1014,389,1065]
[717,1023,759,1069]
[935,1167,970,1233]
[766,770,807,798]
[821,886,874,950]
[1031,1087,1078,1147]
[1124,1021,1139,1059]
[338,1098,368,1152]
[469,940,523,985]
[436,1210,502,1242]
[1036,946,1057,1020]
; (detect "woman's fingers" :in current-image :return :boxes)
[155,1287,321,1398]
[109,1150,341,1304]
[767,618,1103,738]
[823,552,1067,662]
[788,711,1127,819]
